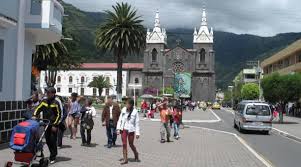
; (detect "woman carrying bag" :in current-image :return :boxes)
[117,99,140,165]
[80,99,96,146]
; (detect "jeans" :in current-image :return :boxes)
[106,121,117,145]
[45,125,58,161]
[160,122,170,140]
[173,123,180,137]
[80,124,92,144]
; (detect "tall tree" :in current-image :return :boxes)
[32,40,81,87]
[88,76,112,97]
[261,73,301,122]
[95,2,146,101]
[241,83,259,100]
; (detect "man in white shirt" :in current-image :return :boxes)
[102,96,121,148]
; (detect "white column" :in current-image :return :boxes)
[15,0,26,100]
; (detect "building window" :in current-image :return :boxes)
[80,88,85,95]
[93,88,97,96]
[81,76,85,83]
[106,88,109,96]
[69,88,72,93]
[151,48,158,62]
[69,76,73,84]
[30,0,41,15]
[199,48,206,63]
[57,87,61,93]
[57,76,61,83]
[106,77,110,82]
[0,40,3,92]
[135,78,139,84]
[298,54,301,63]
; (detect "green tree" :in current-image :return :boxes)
[241,83,259,100]
[261,73,301,122]
[88,76,112,97]
[32,41,81,87]
[95,2,146,100]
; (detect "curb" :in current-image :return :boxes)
[272,128,301,144]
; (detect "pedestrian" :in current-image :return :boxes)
[80,98,96,146]
[173,105,182,140]
[57,96,68,148]
[117,98,140,165]
[141,99,148,117]
[67,93,81,140]
[102,96,121,148]
[158,99,171,143]
[32,87,62,164]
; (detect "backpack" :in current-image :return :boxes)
[82,110,94,130]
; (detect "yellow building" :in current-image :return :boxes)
[261,39,301,75]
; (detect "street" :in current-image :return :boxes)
[187,109,301,167]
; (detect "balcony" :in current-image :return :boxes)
[25,0,64,45]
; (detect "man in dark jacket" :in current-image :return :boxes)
[32,87,62,164]
[102,96,121,148]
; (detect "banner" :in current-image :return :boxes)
[174,73,191,98]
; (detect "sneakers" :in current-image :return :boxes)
[160,139,165,143]
[50,159,56,164]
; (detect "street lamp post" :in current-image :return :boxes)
[128,83,142,108]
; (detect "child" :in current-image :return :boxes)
[173,105,182,140]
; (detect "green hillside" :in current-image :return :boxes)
[62,2,301,88]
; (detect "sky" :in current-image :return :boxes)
[63,0,301,37]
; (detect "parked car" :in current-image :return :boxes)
[234,100,272,134]
[212,102,221,110]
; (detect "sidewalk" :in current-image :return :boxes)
[272,115,301,141]
[0,111,267,167]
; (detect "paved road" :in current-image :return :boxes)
[187,109,301,167]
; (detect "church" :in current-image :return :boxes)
[143,8,216,101]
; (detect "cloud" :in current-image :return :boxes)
[63,0,301,36]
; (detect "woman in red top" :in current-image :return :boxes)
[173,105,182,140]
[141,100,148,117]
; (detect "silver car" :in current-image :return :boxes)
[234,101,272,134]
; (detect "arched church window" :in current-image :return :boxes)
[81,76,85,83]
[57,76,61,83]
[135,78,139,84]
[172,62,185,73]
[151,48,158,62]
[200,48,206,63]
[69,76,73,83]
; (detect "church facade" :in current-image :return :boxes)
[143,8,216,101]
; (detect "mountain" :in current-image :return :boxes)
[62,2,301,88]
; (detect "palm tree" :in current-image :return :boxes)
[88,76,112,97]
[32,41,81,87]
[95,2,146,100]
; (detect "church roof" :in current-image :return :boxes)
[80,63,144,70]
[193,7,214,43]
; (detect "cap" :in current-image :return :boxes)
[45,87,56,94]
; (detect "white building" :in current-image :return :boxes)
[242,69,257,83]
[40,63,144,97]
[0,0,64,143]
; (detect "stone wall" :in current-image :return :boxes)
[0,101,26,144]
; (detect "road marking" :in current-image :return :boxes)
[210,109,222,122]
[188,125,274,167]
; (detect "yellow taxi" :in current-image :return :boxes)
[212,102,221,110]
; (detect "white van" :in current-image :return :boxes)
[234,101,272,134]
